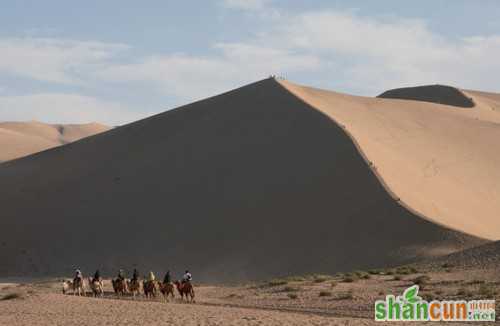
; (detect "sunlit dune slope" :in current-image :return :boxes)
[0,121,110,162]
[281,80,500,240]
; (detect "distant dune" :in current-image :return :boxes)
[0,121,110,162]
[377,84,475,107]
[0,78,487,282]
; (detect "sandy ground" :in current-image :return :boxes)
[2,263,497,325]
[0,121,109,162]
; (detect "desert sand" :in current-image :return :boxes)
[2,255,498,325]
[0,78,486,282]
[0,121,110,162]
[280,80,500,240]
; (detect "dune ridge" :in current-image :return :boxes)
[280,80,500,240]
[0,121,110,162]
[0,78,483,281]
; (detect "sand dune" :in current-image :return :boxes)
[377,85,475,107]
[0,121,110,162]
[281,81,500,240]
[0,78,483,282]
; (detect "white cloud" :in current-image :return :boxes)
[0,93,146,125]
[221,0,271,10]
[0,38,128,84]
[98,44,320,102]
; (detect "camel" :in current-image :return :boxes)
[111,278,128,296]
[174,280,195,303]
[73,277,86,296]
[62,280,73,294]
[158,281,175,301]
[88,277,104,297]
[127,278,141,298]
[142,280,157,299]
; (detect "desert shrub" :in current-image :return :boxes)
[468,280,485,285]
[319,291,332,297]
[353,271,366,277]
[313,276,329,283]
[395,267,413,275]
[284,276,306,282]
[1,292,23,301]
[478,284,496,297]
[331,281,338,288]
[441,263,453,269]
[413,275,431,285]
[386,270,395,275]
[342,276,357,283]
[393,275,402,281]
[457,288,473,297]
[266,279,288,287]
[422,293,434,301]
[337,290,354,300]
[281,286,299,293]
[368,269,382,275]
[361,274,371,280]
[287,293,298,299]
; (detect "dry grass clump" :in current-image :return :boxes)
[478,283,497,297]
[1,292,24,301]
[264,279,288,287]
[413,275,431,285]
[336,290,354,300]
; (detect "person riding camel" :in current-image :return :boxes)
[132,268,139,282]
[117,269,125,281]
[147,271,156,283]
[74,269,83,283]
[163,270,171,284]
[182,270,192,284]
[93,270,101,283]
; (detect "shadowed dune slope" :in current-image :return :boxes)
[417,241,500,270]
[0,121,110,162]
[0,79,483,281]
[281,81,500,240]
[378,85,474,108]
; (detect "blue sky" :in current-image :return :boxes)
[1,0,500,124]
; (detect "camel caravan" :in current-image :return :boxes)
[62,268,194,303]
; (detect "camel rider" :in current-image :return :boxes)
[163,270,171,284]
[93,270,101,283]
[74,269,83,283]
[117,269,125,281]
[132,269,139,281]
[182,270,192,284]
[147,271,156,283]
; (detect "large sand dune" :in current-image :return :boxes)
[0,79,488,281]
[0,121,110,162]
[281,81,500,240]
